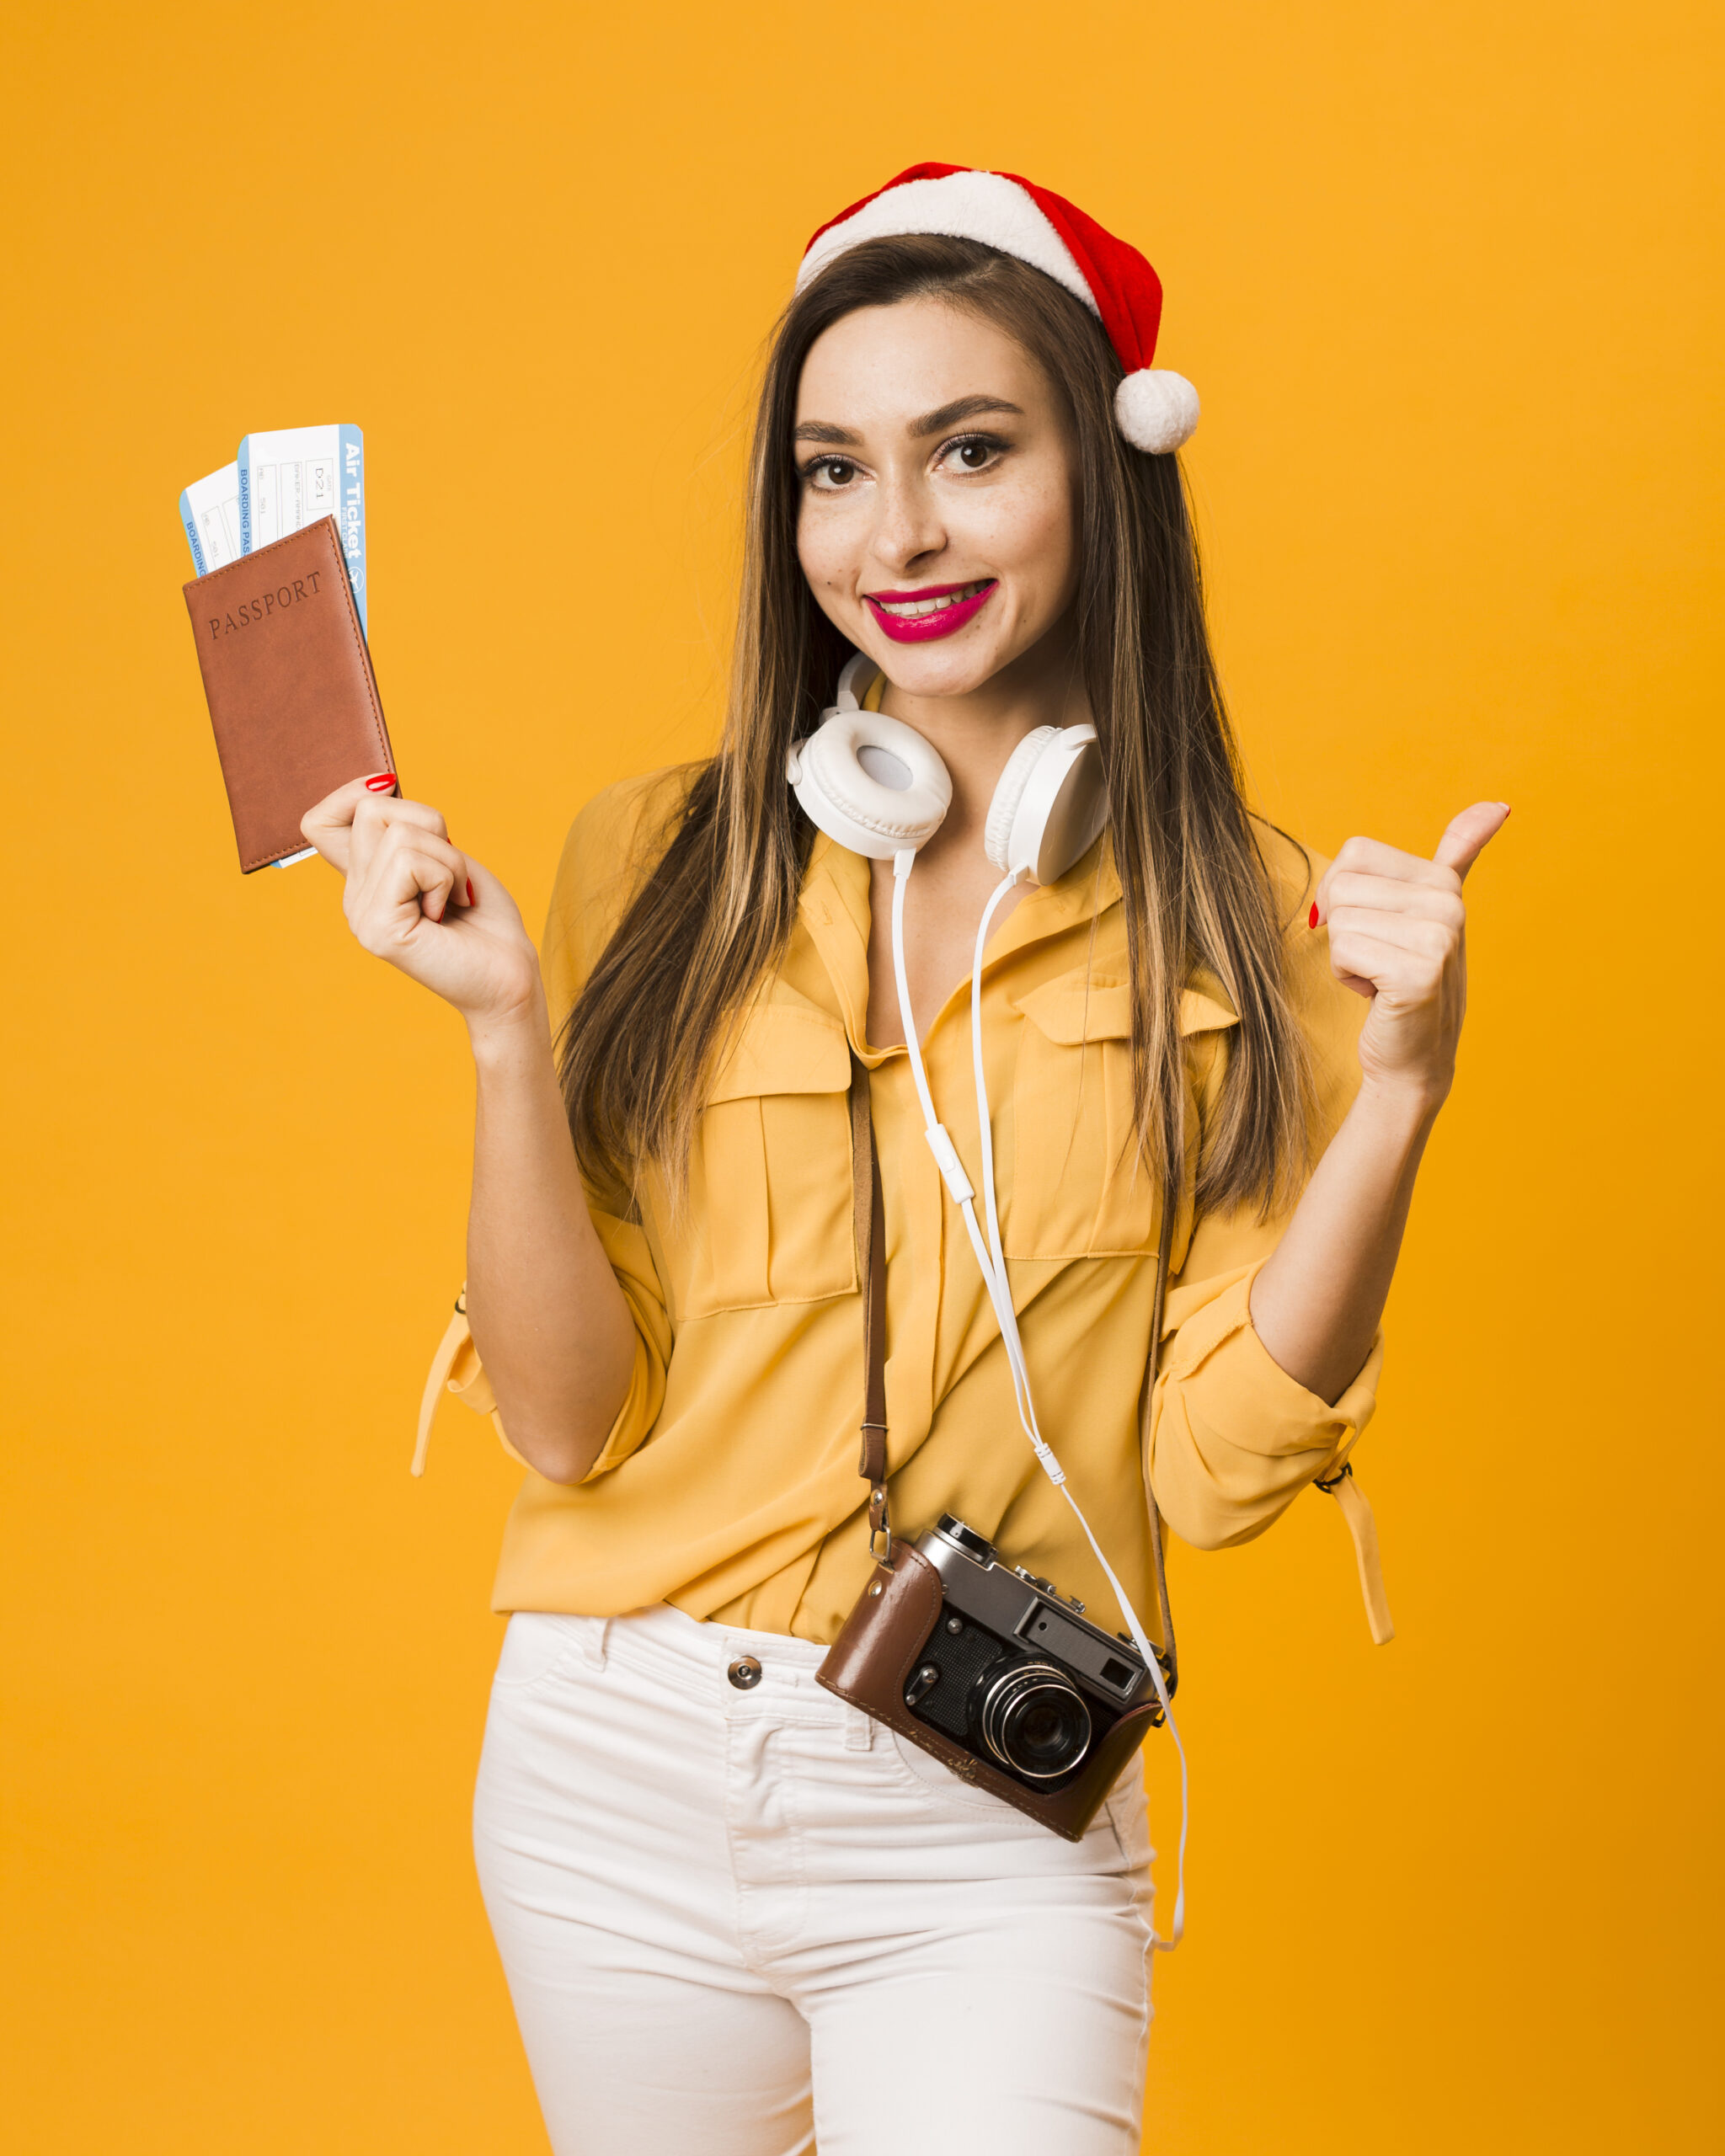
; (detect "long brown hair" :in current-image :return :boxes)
[559,235,1311,1215]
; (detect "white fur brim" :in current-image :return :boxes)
[1114,370,1199,453]
[798,171,1098,318]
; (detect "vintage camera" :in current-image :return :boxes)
[900,1514,1172,1793]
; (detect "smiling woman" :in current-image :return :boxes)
[300,162,1505,2156]
[558,233,1322,1222]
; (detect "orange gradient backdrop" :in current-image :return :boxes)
[3,4,1719,2150]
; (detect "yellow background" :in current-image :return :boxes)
[3,3,1719,2149]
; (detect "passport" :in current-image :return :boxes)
[183,516,394,873]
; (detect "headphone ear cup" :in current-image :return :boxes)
[985,725,1108,883]
[985,728,1059,873]
[788,709,953,859]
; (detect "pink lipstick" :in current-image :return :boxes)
[864,578,997,644]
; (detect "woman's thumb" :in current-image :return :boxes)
[300,771,395,873]
[1432,801,1511,883]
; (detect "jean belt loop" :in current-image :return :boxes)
[579,1616,610,1671]
[845,1705,874,1753]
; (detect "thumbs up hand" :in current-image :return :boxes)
[1310,802,1510,1108]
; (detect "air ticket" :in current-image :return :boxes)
[179,461,243,574]
[238,423,366,632]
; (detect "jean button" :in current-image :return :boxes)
[727,1656,763,1690]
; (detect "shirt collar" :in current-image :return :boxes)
[797,831,1127,1060]
[796,835,873,1052]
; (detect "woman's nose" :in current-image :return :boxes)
[870,476,945,575]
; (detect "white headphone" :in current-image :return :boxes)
[785,652,1108,884]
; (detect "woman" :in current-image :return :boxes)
[305,165,1503,2156]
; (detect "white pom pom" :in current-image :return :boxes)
[1114,370,1199,453]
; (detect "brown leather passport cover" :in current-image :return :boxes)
[183,516,393,872]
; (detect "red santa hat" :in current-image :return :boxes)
[798,163,1199,456]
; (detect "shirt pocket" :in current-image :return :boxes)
[1008,972,1156,1260]
[1007,969,1240,1262]
[681,993,857,1320]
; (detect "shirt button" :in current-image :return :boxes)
[727,1656,763,1690]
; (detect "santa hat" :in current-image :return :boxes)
[798,163,1199,456]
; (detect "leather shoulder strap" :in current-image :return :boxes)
[850,1056,889,1506]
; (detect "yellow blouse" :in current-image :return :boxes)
[425,769,1389,1647]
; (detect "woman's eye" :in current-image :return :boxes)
[941,435,1003,473]
[811,458,858,488]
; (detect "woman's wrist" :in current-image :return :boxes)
[467,993,554,1076]
[1352,1070,1447,1148]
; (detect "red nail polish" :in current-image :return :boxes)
[365,771,396,792]
[1308,902,1320,929]
[466,878,475,907]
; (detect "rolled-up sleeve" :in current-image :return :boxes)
[442,1204,670,1481]
[1146,1253,1381,1550]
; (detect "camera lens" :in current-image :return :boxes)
[978,1661,1092,1782]
[935,1514,996,1562]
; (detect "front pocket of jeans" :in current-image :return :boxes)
[490,1612,590,1691]
[885,1723,1015,1814]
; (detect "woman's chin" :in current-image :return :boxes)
[863,630,1025,704]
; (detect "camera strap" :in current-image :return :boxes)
[849,1054,890,1559]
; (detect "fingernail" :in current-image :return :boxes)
[466,878,476,907]
[365,771,396,792]
[1308,902,1320,929]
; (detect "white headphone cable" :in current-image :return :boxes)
[969,870,1023,1282]
[889,850,1187,1948]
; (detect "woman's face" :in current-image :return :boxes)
[793,297,1081,701]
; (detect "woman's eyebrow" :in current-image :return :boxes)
[908,394,1023,436]
[790,395,1024,448]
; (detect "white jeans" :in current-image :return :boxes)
[473,1603,1156,2156]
